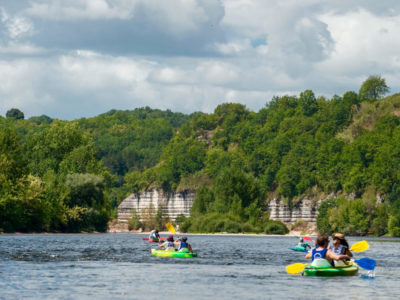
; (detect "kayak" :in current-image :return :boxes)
[304,260,359,277]
[143,237,165,243]
[149,237,165,243]
[289,246,309,252]
[151,249,197,258]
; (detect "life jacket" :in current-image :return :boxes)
[179,241,188,250]
[330,244,343,255]
[311,248,328,261]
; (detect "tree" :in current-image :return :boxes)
[6,108,24,120]
[359,75,390,102]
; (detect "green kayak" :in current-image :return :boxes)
[304,261,358,277]
[151,248,197,258]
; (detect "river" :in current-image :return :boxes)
[0,234,399,299]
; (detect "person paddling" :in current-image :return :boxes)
[329,233,353,265]
[149,229,160,242]
[158,235,176,251]
[174,236,193,253]
[305,234,350,266]
[297,237,311,250]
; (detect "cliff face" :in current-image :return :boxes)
[118,189,195,223]
[118,188,323,226]
[267,198,321,224]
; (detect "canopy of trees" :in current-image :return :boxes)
[2,77,400,235]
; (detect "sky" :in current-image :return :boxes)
[0,0,400,120]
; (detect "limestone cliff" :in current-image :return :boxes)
[267,198,321,224]
[118,189,195,223]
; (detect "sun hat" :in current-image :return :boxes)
[333,233,345,240]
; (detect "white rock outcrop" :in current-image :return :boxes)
[118,189,195,223]
[268,198,321,224]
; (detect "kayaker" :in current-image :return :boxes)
[158,235,176,251]
[174,236,193,253]
[305,234,350,266]
[297,237,311,250]
[149,229,160,242]
[330,233,353,260]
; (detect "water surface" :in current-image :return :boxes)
[0,234,399,299]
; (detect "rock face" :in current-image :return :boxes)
[118,189,325,226]
[268,198,321,224]
[118,189,195,223]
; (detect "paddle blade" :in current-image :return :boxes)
[350,240,369,252]
[166,222,176,234]
[303,236,312,241]
[355,258,376,270]
[142,237,149,240]
[286,263,308,274]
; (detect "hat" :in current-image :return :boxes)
[167,235,174,241]
[333,233,345,240]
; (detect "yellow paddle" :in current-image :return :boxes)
[166,222,176,234]
[286,263,308,274]
[349,240,369,252]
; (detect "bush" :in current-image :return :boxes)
[180,218,192,233]
[127,209,141,231]
[264,220,289,235]
[224,220,241,233]
[241,222,256,233]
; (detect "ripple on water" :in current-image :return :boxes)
[0,234,400,299]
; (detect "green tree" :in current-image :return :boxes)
[6,108,24,120]
[359,75,390,102]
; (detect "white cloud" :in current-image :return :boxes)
[1,1,400,119]
[1,8,34,39]
[25,0,135,20]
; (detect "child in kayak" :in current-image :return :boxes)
[158,235,175,251]
[174,236,193,253]
[305,234,350,266]
[149,229,160,242]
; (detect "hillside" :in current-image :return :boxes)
[1,86,400,235]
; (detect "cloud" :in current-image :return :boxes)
[1,0,400,120]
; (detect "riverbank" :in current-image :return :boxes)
[107,220,318,236]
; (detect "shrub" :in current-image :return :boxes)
[264,220,289,235]
[224,220,241,233]
[241,222,256,233]
[127,209,141,231]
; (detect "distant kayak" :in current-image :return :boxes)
[304,261,358,277]
[151,249,197,258]
[142,237,165,243]
[289,246,309,252]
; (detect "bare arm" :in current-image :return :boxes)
[305,251,312,259]
[345,248,353,257]
[327,250,349,261]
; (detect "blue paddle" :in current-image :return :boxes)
[355,258,376,271]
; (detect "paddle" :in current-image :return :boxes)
[354,258,376,270]
[287,240,371,274]
[286,263,308,274]
[142,237,149,240]
[303,236,312,242]
[166,222,176,234]
[349,240,369,252]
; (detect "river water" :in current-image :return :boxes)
[0,234,399,299]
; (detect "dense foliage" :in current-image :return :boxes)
[1,76,400,235]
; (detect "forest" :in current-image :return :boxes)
[1,75,400,236]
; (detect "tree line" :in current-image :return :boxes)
[1,75,399,235]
